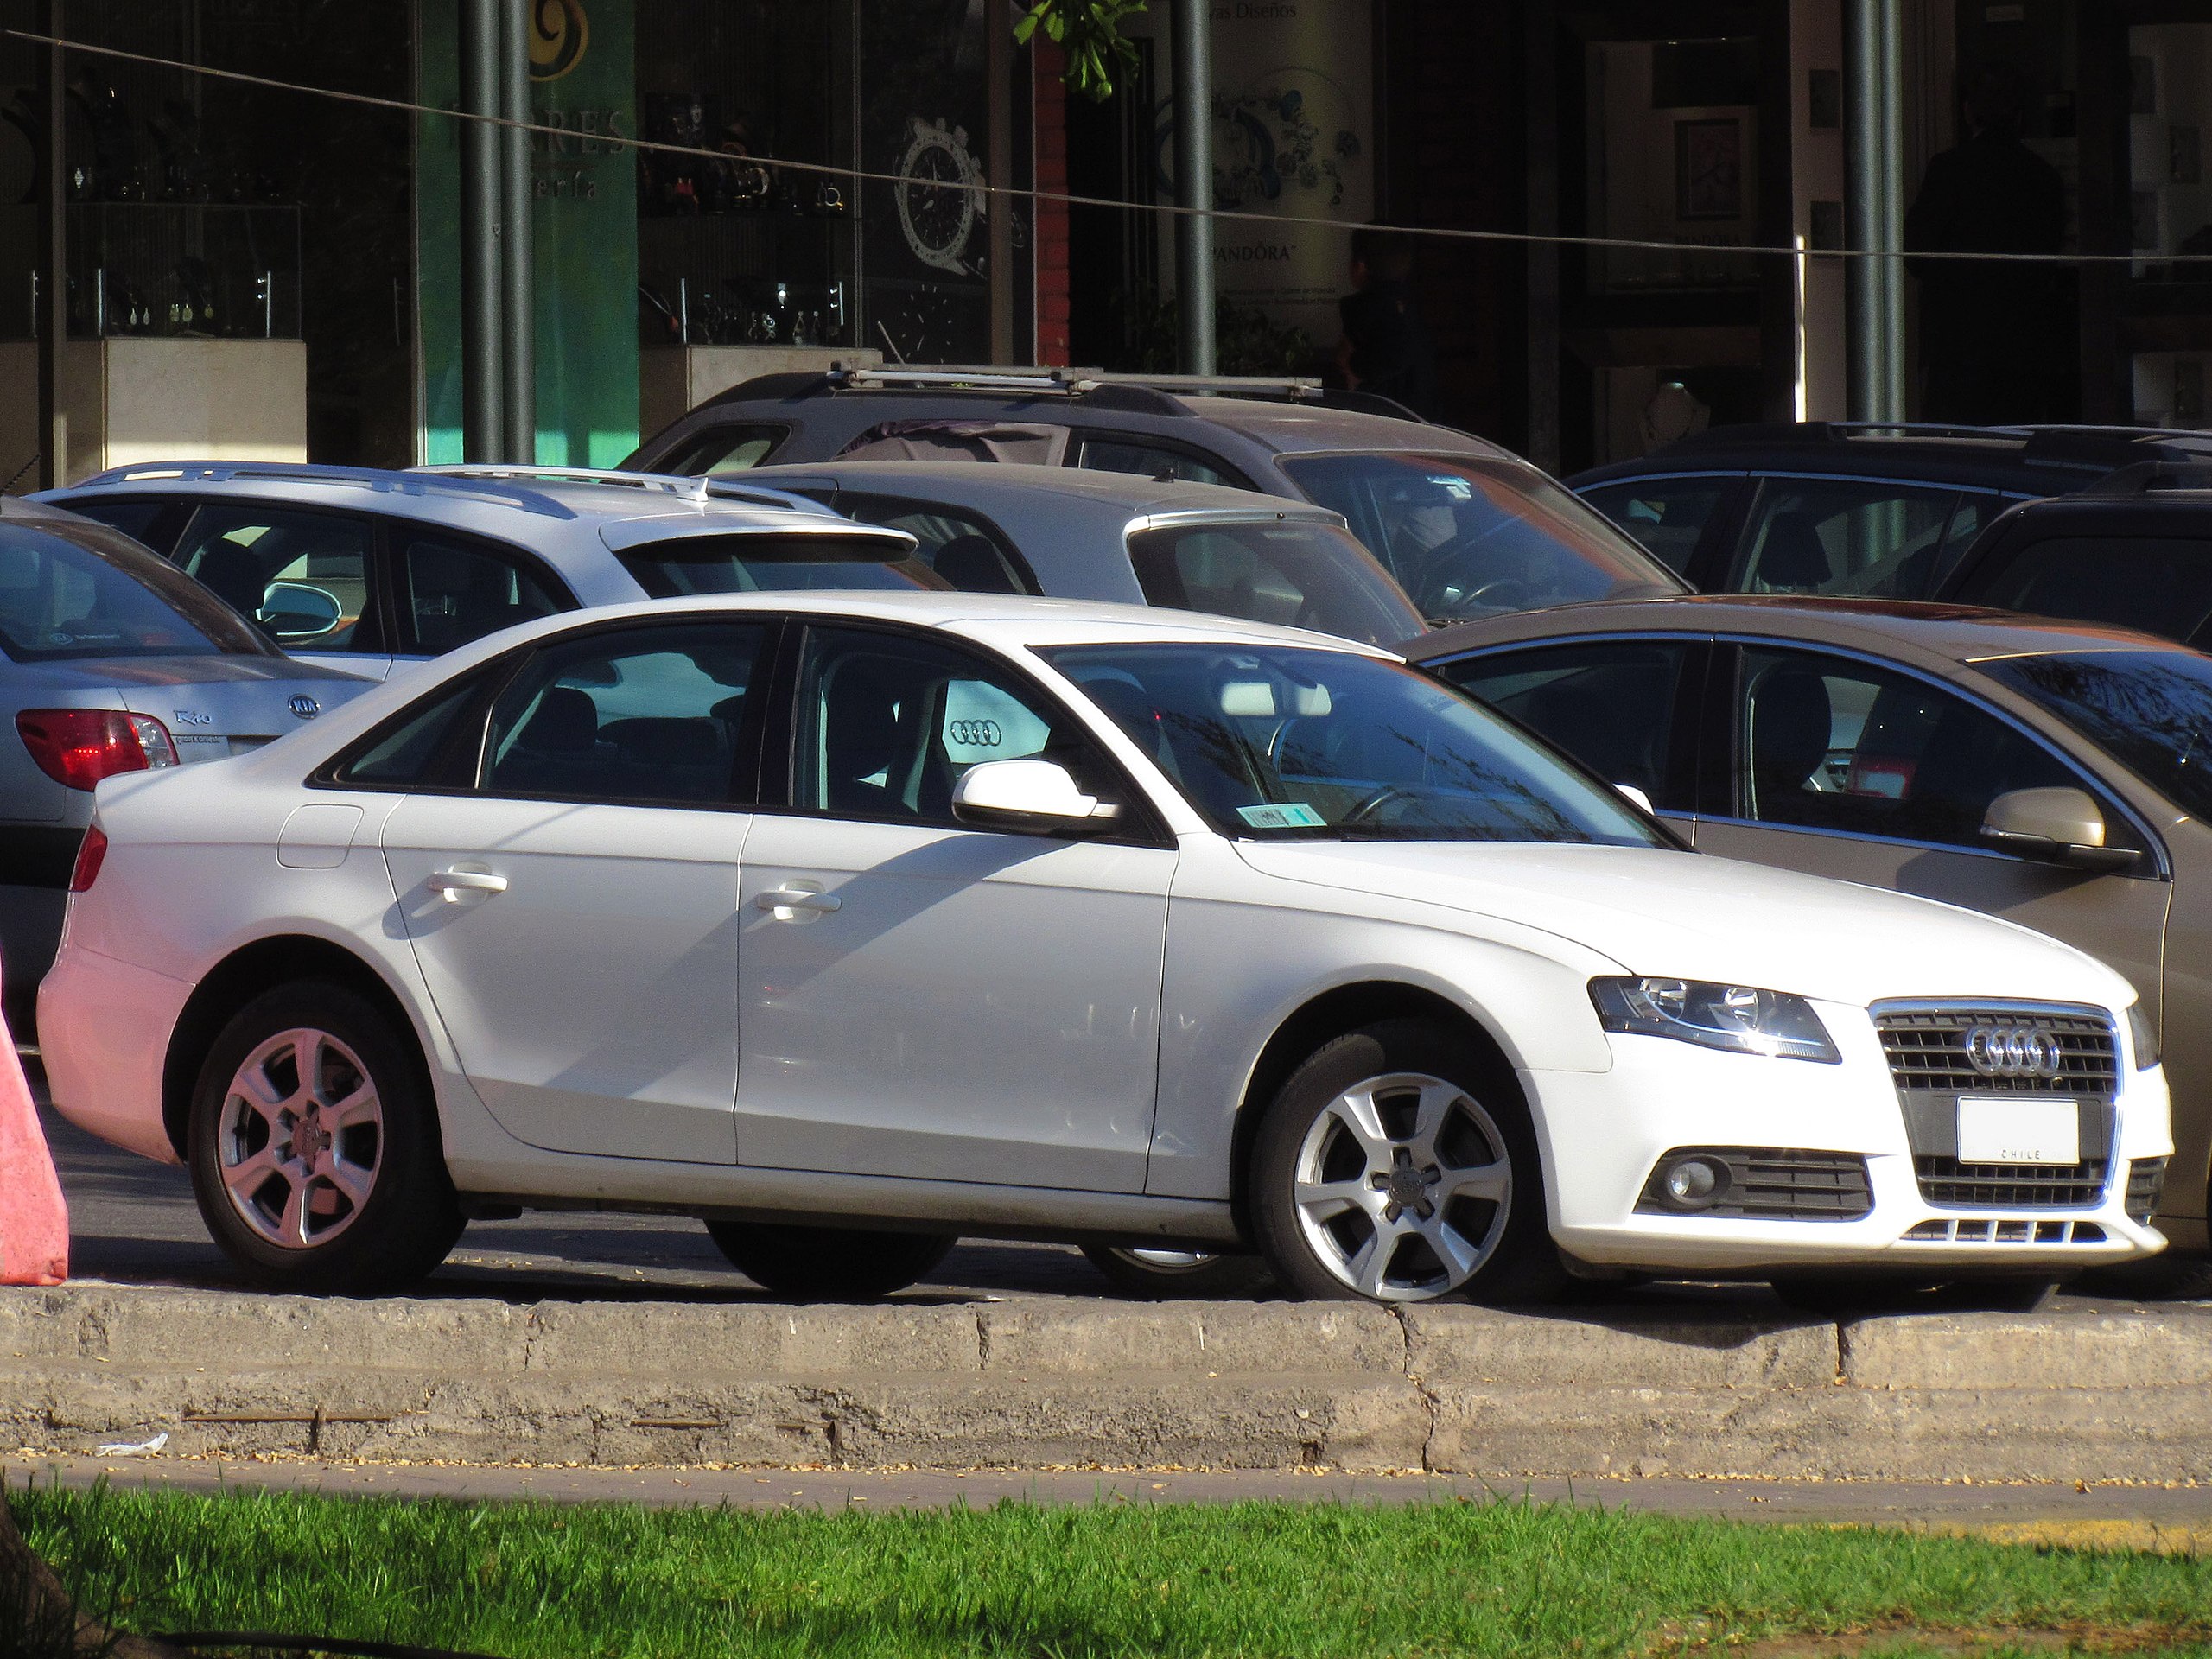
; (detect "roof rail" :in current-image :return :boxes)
[77,460,580,518]
[2084,459,2212,496]
[826,364,1327,400]
[409,464,837,518]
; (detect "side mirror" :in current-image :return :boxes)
[951,759,1120,834]
[1615,783,1656,816]
[1981,786,2142,874]
[257,581,345,644]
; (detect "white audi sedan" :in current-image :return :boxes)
[39,593,2171,1306]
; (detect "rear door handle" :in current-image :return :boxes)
[754,885,842,914]
[427,868,509,900]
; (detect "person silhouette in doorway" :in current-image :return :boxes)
[1335,227,1436,418]
[1905,64,2071,423]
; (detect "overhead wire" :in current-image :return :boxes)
[7,24,2209,268]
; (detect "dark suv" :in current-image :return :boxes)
[1935,463,2212,648]
[1568,423,2212,601]
[624,365,1685,625]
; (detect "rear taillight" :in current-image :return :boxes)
[69,825,109,893]
[16,709,180,791]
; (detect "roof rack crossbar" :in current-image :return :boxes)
[2086,459,2212,496]
[408,464,834,517]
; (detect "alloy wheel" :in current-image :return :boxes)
[216,1027,384,1250]
[1291,1070,1511,1301]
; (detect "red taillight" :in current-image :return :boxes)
[69,825,109,893]
[16,709,180,791]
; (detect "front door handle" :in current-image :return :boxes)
[754,885,842,915]
[427,867,509,901]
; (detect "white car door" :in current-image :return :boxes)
[381,618,772,1164]
[736,621,1173,1192]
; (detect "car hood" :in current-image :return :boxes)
[1233,841,2132,1012]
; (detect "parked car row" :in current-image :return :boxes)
[10,385,2210,1306]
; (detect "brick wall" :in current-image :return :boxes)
[1033,37,1071,365]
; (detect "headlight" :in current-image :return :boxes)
[1590,976,1840,1064]
[2127,1001,2160,1071]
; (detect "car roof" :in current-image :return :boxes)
[747,459,1350,518]
[1567,422,2212,493]
[680,370,1508,460]
[1403,593,2191,670]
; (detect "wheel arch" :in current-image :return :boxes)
[1227,978,1525,1239]
[161,934,436,1161]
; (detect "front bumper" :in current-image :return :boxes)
[1531,996,2171,1273]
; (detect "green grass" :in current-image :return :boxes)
[16,1481,2212,1659]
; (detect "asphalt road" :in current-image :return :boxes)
[41,1101,2202,1318]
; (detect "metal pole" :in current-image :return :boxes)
[1875,0,1906,421]
[1172,0,1215,374]
[460,0,503,461]
[34,0,67,490]
[1844,0,1881,422]
[499,0,535,463]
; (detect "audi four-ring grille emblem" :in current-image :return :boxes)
[1963,1024,2065,1079]
[289,695,321,720]
[949,718,1001,747]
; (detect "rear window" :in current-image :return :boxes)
[658,423,790,475]
[0,516,271,661]
[1125,519,1426,646]
[616,534,950,597]
[1282,452,1689,623]
[1953,535,2212,645]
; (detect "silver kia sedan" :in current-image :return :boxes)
[0,498,370,1042]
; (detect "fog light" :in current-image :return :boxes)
[1659,1155,1729,1211]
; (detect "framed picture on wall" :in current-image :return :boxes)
[1675,118,1743,221]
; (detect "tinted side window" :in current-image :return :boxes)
[1438,639,1697,810]
[1732,480,1961,599]
[833,493,1039,594]
[173,505,377,652]
[60,498,176,551]
[793,625,1111,827]
[481,622,768,805]
[660,423,790,475]
[1576,480,1730,575]
[1733,646,2096,853]
[331,677,489,787]
[1075,436,1238,488]
[1955,535,2212,645]
[402,534,569,656]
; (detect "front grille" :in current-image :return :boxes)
[1875,1007,2116,1097]
[1637,1147,1872,1220]
[1915,1156,2107,1208]
[1875,1004,2117,1209]
[2126,1158,2167,1223]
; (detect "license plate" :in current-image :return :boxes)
[1956,1096,2079,1166]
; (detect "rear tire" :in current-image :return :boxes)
[706,1221,955,1299]
[1079,1244,1274,1300]
[1249,1019,1562,1305]
[188,981,462,1294]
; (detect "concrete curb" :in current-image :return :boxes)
[6,1285,2209,1481]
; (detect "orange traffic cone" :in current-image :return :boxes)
[0,970,67,1287]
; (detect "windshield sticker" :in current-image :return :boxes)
[1237,802,1326,830]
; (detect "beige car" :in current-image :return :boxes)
[1407,595,2212,1270]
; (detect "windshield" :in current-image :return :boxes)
[1045,641,1667,845]
[0,516,270,661]
[1980,648,2212,822]
[617,534,947,596]
[1126,519,1425,645]
[1281,453,1688,623]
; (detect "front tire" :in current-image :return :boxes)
[706,1221,954,1299]
[1249,1019,1560,1305]
[188,982,462,1294]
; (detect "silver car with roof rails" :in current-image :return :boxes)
[741,460,1426,646]
[36,462,938,682]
